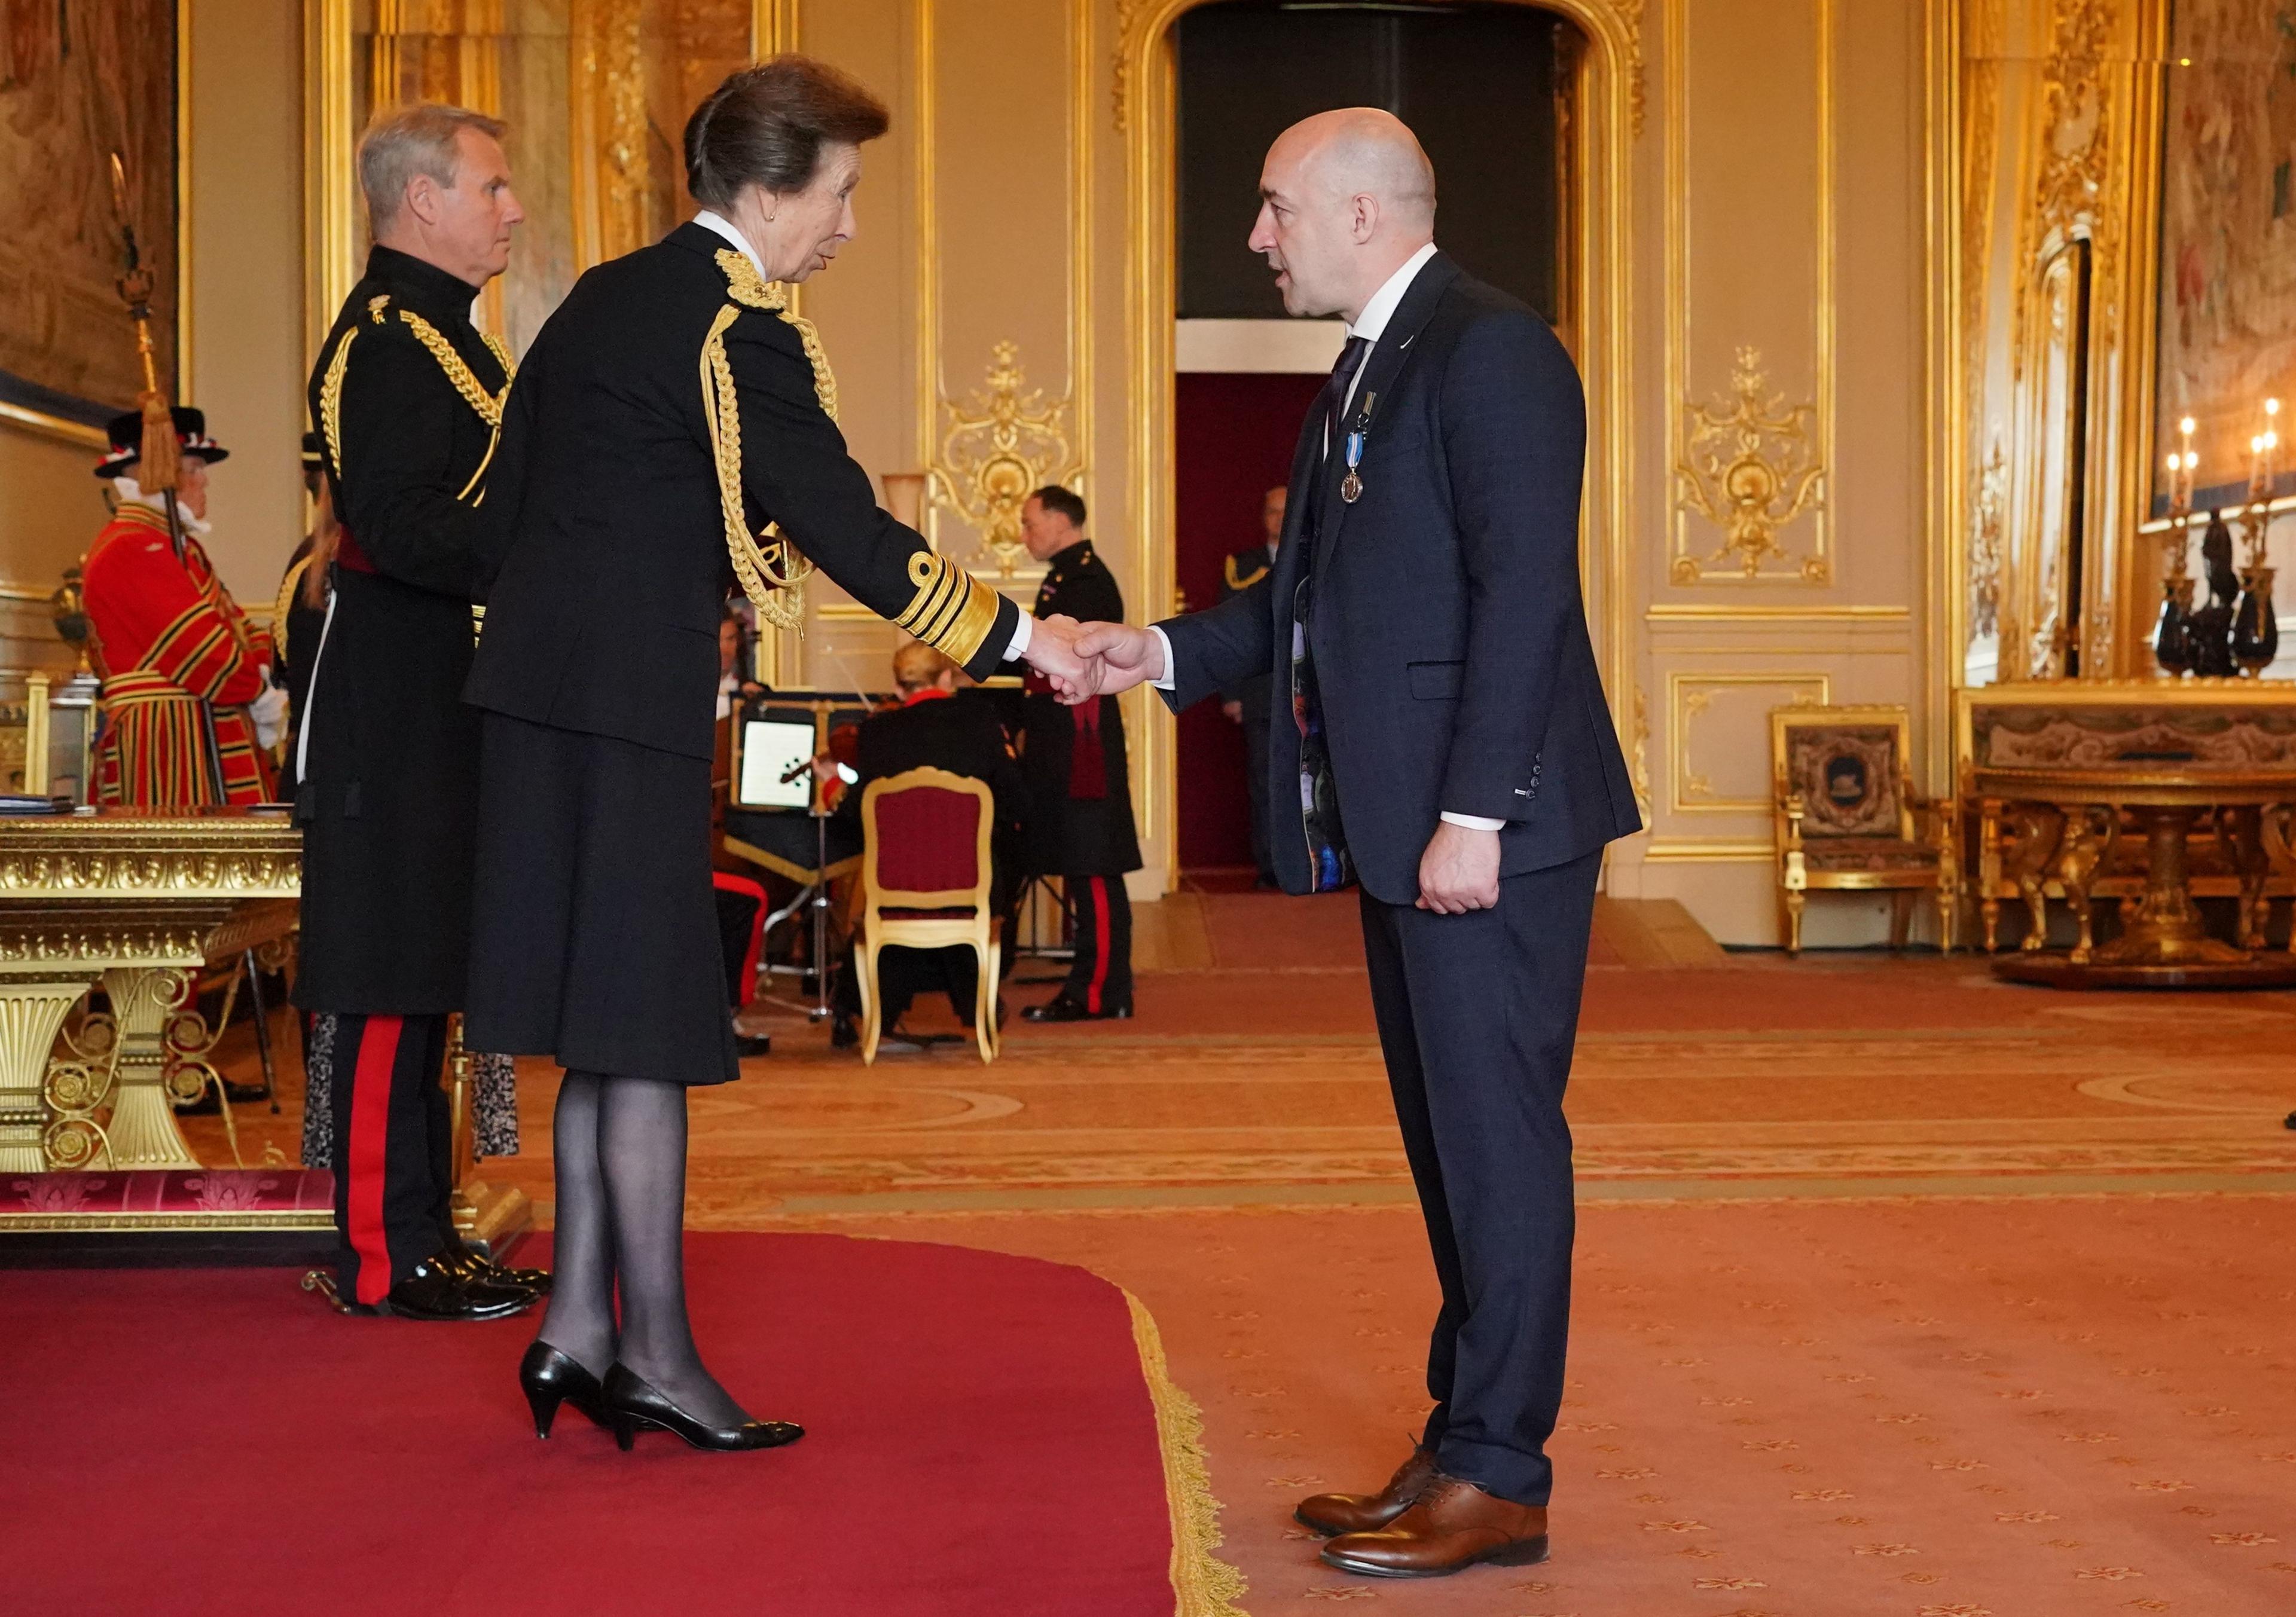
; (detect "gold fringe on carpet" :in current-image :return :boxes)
[1125,1289,1250,1617]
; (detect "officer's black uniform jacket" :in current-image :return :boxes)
[466,222,1018,762]
[298,246,503,1013]
[1018,539,1141,877]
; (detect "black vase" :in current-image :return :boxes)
[2153,579,2194,674]
[2233,567,2279,674]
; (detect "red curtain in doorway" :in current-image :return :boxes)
[1173,371,1325,870]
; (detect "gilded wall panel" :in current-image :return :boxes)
[1663,0,1833,588]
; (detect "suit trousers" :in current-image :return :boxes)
[328,1010,453,1305]
[1358,847,1601,1506]
[1240,699,1274,883]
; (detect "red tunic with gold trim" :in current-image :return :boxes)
[83,503,277,806]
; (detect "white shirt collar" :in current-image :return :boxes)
[1346,242,1439,346]
[693,209,765,282]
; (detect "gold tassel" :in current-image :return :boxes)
[136,392,179,494]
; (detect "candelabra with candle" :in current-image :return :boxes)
[2233,399,2279,674]
[2154,415,2200,674]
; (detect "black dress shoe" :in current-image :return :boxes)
[830,1014,859,1049]
[1021,997,1131,1023]
[518,1340,612,1438]
[601,1364,804,1453]
[436,1242,551,1294]
[368,1257,539,1322]
[734,1032,773,1057]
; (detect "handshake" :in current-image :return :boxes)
[1021,613,1167,705]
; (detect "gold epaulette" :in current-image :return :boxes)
[700,248,842,632]
[319,295,514,504]
[1223,555,1271,592]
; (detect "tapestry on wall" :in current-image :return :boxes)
[2151,0,2296,514]
[0,0,176,430]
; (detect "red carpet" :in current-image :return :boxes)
[7,1234,1184,1616]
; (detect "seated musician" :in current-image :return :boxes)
[823,640,1027,1049]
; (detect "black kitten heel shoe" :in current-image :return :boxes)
[602,1364,805,1453]
[519,1340,611,1439]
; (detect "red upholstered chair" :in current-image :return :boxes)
[858,767,1000,1064]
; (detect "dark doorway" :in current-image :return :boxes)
[1176,1,1566,321]
[1170,2,1574,874]
[1174,372,1326,870]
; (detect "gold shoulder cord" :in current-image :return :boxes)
[319,295,514,505]
[703,246,999,658]
[273,555,313,661]
[1224,554,1270,592]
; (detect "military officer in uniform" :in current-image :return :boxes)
[1219,484,1286,887]
[463,56,1094,1446]
[300,102,541,1322]
[1016,486,1142,1022]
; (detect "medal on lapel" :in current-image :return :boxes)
[1340,391,1376,505]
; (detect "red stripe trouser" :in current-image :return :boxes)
[1061,875,1134,1015]
[327,1011,454,1305]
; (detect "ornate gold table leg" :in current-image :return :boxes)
[97,966,203,1169]
[2002,803,2065,951]
[0,972,99,1173]
[2095,806,2245,969]
[2218,806,2271,950]
[444,1016,530,1257]
[1996,802,2296,988]
[2053,805,2117,965]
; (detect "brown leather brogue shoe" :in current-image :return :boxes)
[1319,1473,1549,1578]
[1294,1442,1438,1537]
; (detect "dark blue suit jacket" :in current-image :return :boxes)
[1158,253,1641,904]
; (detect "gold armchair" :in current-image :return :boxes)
[1772,704,1958,955]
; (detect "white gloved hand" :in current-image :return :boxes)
[249,677,291,750]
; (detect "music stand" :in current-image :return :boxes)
[723,692,875,1021]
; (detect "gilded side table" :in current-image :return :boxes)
[1972,769,2296,989]
[0,809,301,1175]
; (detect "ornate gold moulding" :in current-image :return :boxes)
[0,811,325,1234]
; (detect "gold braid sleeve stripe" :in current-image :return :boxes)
[896,550,1003,667]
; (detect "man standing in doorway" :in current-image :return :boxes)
[1062,109,1639,1576]
[1015,487,1141,1022]
[1219,484,1286,887]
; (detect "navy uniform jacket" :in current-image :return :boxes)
[1018,539,1142,876]
[1158,253,1640,904]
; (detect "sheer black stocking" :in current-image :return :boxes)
[535,1072,614,1375]
[596,1075,750,1427]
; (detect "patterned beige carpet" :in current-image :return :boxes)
[187,892,2296,1615]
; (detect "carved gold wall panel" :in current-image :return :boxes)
[1662,0,1835,590]
[932,341,1077,577]
[1671,347,1828,583]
